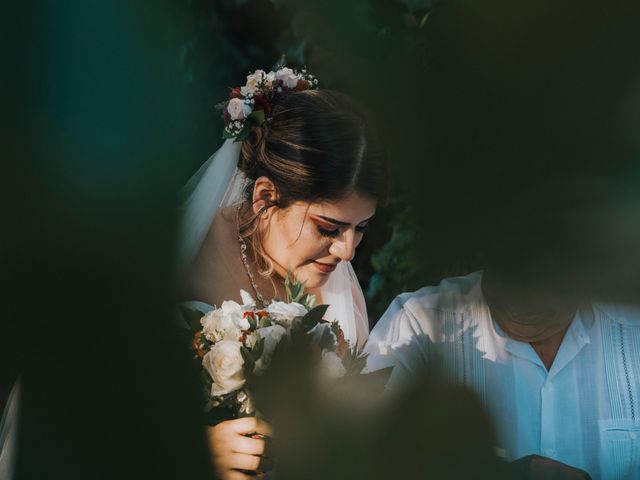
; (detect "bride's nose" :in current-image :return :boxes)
[329,230,356,262]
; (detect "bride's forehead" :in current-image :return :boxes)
[291,193,376,218]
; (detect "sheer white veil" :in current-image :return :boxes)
[177,140,369,348]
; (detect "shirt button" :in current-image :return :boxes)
[630,432,638,440]
[545,448,556,457]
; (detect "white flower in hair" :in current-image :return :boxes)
[227,98,252,120]
[275,67,300,89]
[245,70,265,90]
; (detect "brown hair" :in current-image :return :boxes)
[237,89,385,278]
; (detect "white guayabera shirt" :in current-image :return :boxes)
[364,271,640,479]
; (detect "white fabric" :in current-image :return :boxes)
[178,141,369,348]
[322,261,369,349]
[365,271,640,479]
[177,139,243,274]
[0,380,19,480]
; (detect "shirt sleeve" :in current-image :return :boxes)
[363,295,430,393]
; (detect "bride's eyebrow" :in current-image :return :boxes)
[316,214,375,226]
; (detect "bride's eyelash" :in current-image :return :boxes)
[316,223,370,238]
[317,225,340,238]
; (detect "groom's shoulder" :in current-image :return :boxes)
[393,271,483,318]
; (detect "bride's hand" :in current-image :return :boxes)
[208,417,274,480]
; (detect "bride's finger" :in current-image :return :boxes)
[253,418,273,437]
[228,453,266,472]
[228,417,273,437]
[232,435,268,456]
[223,470,255,480]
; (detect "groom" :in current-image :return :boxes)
[365,269,640,479]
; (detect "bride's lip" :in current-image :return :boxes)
[312,260,339,274]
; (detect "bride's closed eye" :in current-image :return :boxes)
[317,225,341,238]
[316,223,369,238]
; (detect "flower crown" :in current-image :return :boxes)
[217,66,319,142]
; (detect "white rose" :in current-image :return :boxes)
[319,350,347,379]
[201,300,249,342]
[203,340,246,396]
[266,301,308,325]
[254,324,287,374]
[265,71,276,85]
[275,67,300,89]
[245,69,267,93]
[227,98,252,120]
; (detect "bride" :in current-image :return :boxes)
[178,66,384,480]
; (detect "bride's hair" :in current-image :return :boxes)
[236,89,385,278]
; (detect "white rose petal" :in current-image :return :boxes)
[227,98,252,120]
[266,301,308,325]
[202,340,246,396]
[275,67,300,89]
[265,71,276,85]
[240,289,256,307]
[245,69,267,90]
[201,300,249,342]
[244,331,260,348]
[320,350,347,379]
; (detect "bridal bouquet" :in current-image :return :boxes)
[180,277,367,423]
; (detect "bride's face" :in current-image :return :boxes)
[258,190,376,290]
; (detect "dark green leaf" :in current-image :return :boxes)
[241,346,255,376]
[252,337,265,360]
[248,109,265,125]
[179,305,206,333]
[246,313,257,330]
[301,304,329,330]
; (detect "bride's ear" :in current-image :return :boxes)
[251,176,278,216]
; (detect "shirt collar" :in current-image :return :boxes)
[488,303,592,378]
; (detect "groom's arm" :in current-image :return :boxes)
[363,295,430,393]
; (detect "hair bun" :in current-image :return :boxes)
[238,125,267,179]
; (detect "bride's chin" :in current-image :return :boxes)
[295,268,331,290]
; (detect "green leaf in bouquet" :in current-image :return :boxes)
[341,346,369,376]
[246,312,257,330]
[330,320,342,337]
[300,304,329,330]
[179,305,206,333]
[215,100,229,110]
[240,346,255,376]
[252,337,265,361]
[258,316,271,328]
[284,273,293,302]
